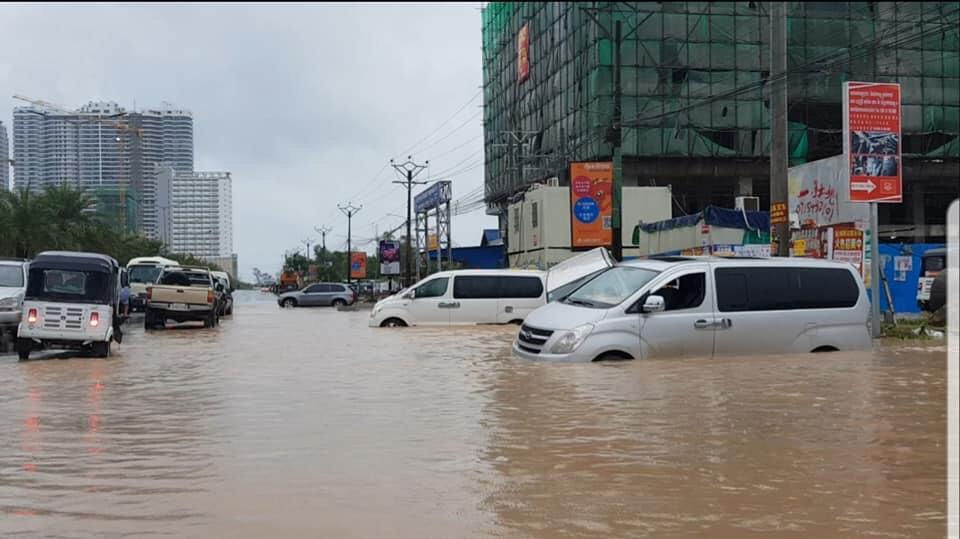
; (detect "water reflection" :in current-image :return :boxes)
[0,297,947,537]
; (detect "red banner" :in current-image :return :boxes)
[831,228,865,275]
[350,252,367,279]
[517,24,530,83]
[570,162,613,248]
[844,82,902,203]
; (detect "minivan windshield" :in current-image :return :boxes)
[128,264,164,284]
[564,266,659,308]
[0,265,24,287]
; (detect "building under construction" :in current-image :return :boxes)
[482,2,959,242]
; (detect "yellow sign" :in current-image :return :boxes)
[792,239,806,257]
[427,234,439,251]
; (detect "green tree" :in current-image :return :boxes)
[0,188,56,257]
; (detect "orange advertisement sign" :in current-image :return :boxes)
[350,252,367,279]
[517,23,530,83]
[570,162,613,248]
[770,202,788,225]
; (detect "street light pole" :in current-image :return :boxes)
[391,157,428,287]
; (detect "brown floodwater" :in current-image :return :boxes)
[0,291,947,538]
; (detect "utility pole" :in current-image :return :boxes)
[301,238,313,261]
[314,225,331,255]
[581,8,651,261]
[611,20,623,261]
[769,2,790,257]
[391,157,428,287]
[338,203,362,285]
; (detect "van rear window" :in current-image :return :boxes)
[715,267,859,312]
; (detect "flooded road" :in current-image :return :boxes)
[0,291,947,538]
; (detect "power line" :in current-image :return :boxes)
[392,90,481,159]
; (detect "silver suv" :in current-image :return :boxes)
[278,282,356,308]
[0,258,29,350]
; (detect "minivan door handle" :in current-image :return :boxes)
[694,319,713,329]
[438,302,460,309]
[718,318,733,329]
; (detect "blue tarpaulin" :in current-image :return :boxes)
[638,205,770,233]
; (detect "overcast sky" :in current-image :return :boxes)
[0,2,495,280]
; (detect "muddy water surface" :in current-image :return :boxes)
[0,292,947,537]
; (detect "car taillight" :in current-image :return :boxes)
[89,311,100,327]
[146,287,152,300]
[27,308,38,324]
[207,290,214,303]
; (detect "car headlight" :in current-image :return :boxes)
[550,323,594,354]
[0,295,23,308]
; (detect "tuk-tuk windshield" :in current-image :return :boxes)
[26,268,111,304]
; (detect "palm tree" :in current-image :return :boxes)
[0,188,54,258]
[41,184,98,251]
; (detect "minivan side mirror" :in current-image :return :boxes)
[641,294,666,314]
[402,289,415,300]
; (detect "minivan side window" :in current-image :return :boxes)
[499,276,544,298]
[416,278,449,298]
[715,267,858,312]
[653,272,706,311]
[793,268,859,308]
[454,276,500,299]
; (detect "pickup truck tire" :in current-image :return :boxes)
[204,312,218,328]
[92,341,111,358]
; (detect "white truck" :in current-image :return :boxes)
[126,256,180,312]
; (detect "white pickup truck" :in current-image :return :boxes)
[145,267,220,329]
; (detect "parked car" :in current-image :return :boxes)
[513,256,871,363]
[16,251,124,359]
[368,249,611,327]
[212,271,234,316]
[126,256,180,312]
[277,282,355,308]
[1,258,30,351]
[145,267,220,329]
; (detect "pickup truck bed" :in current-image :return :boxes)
[145,270,218,329]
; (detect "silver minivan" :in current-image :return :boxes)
[514,256,871,362]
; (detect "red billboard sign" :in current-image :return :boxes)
[517,23,530,83]
[844,82,902,203]
[570,162,613,248]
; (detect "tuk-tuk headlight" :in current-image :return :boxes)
[550,323,595,354]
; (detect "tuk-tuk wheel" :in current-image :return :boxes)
[92,341,111,358]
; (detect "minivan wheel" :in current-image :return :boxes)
[281,298,297,308]
[380,318,407,328]
[593,352,634,362]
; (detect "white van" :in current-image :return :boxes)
[126,256,180,311]
[514,256,871,362]
[369,249,613,327]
